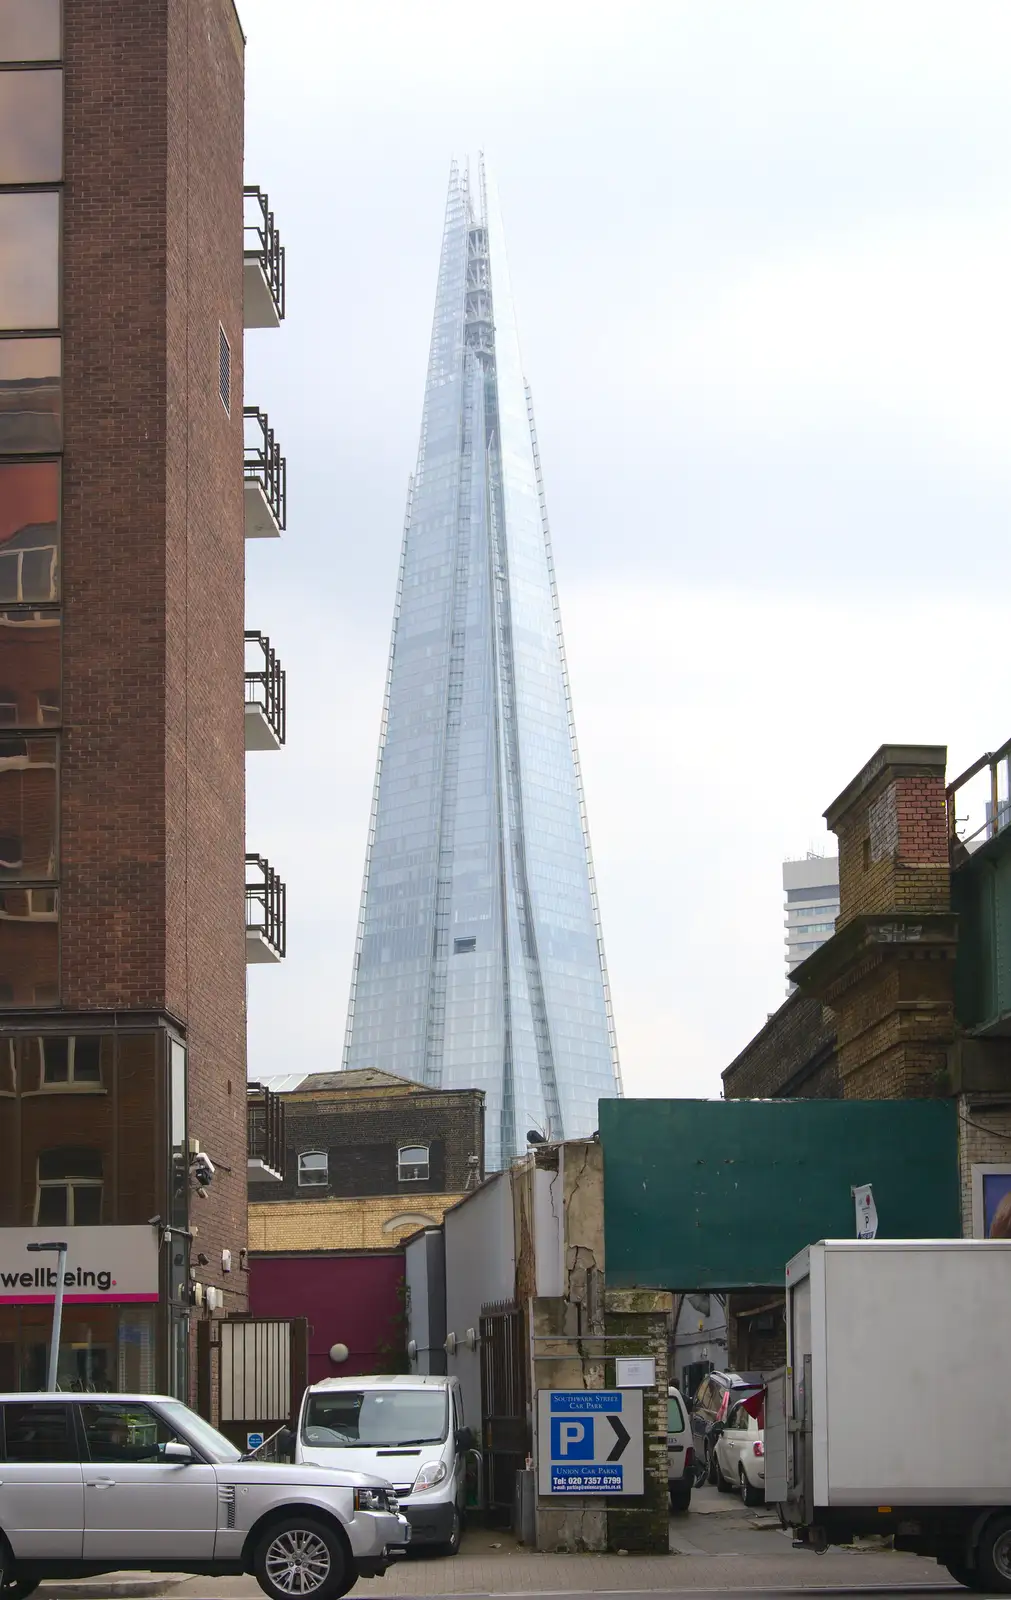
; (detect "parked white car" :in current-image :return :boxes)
[713,1397,765,1507]
[666,1386,694,1513]
[0,1393,409,1600]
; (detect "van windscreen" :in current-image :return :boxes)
[303,1390,449,1448]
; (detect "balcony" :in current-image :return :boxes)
[247,1082,286,1183]
[245,631,286,751]
[244,407,286,539]
[246,853,286,964]
[243,186,286,329]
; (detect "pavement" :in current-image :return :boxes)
[32,1483,959,1598]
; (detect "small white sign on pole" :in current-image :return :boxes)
[615,1356,655,1388]
[851,1183,878,1240]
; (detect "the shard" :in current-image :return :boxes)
[343,159,621,1169]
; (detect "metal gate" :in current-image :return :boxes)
[197,1315,307,1451]
[479,1301,527,1523]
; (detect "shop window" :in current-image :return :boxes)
[398,1144,430,1182]
[2,1402,75,1463]
[0,340,61,452]
[35,1148,103,1225]
[41,1035,101,1088]
[297,1151,328,1187]
[0,69,62,183]
[0,193,60,330]
[0,0,62,62]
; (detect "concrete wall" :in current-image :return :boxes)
[444,1172,516,1427]
[405,1227,447,1374]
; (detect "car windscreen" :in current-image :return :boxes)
[158,1400,242,1463]
[303,1389,449,1448]
[667,1394,685,1432]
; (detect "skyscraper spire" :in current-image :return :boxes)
[344,159,620,1169]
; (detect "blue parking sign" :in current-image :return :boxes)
[550,1415,594,1459]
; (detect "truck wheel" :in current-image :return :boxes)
[254,1516,352,1600]
[976,1514,1011,1595]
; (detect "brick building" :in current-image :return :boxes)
[246,1071,484,1375]
[0,0,288,1401]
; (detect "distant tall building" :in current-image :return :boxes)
[783,855,840,989]
[343,158,621,1170]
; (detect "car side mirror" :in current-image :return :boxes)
[455,1426,475,1452]
[279,1426,296,1454]
[163,1440,196,1463]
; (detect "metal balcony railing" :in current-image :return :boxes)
[946,735,1011,860]
[245,631,286,747]
[246,853,286,962]
[244,407,287,533]
[247,1082,286,1183]
[243,186,286,324]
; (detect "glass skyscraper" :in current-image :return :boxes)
[343,159,621,1169]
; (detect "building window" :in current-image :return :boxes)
[40,1034,102,1088]
[297,1151,327,1187]
[0,834,22,874]
[0,192,60,331]
[35,1148,103,1225]
[453,936,476,954]
[218,325,230,414]
[398,1144,430,1183]
[0,0,62,63]
[0,68,63,184]
[0,340,62,453]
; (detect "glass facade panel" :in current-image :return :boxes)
[0,338,61,451]
[0,733,57,878]
[0,461,60,603]
[343,159,620,1170]
[0,608,60,724]
[0,193,60,330]
[0,893,58,1004]
[0,0,61,62]
[0,69,62,182]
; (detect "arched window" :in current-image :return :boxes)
[398,1145,429,1183]
[297,1150,328,1188]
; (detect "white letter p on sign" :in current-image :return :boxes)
[558,1421,584,1455]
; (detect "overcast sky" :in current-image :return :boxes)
[240,0,1011,1100]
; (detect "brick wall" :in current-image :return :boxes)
[248,1194,466,1252]
[59,0,249,1361]
[722,991,839,1100]
[249,1086,485,1205]
[829,746,949,931]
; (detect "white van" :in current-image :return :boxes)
[295,1375,472,1556]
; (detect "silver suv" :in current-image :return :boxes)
[0,1393,410,1600]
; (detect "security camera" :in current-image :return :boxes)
[190,1151,215,1188]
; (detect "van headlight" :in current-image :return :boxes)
[355,1487,394,1513]
[414,1460,448,1492]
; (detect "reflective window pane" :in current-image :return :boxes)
[0,890,59,1005]
[0,0,61,61]
[0,734,57,879]
[0,69,61,182]
[0,462,60,606]
[0,339,60,451]
[0,193,60,329]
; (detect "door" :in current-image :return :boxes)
[79,1400,218,1560]
[0,1400,83,1559]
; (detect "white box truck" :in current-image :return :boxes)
[765,1239,1011,1592]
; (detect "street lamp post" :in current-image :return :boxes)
[27,1240,68,1392]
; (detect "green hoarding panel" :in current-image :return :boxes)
[601,1098,961,1289]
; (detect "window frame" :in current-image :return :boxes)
[397,1144,430,1183]
[1,1401,78,1464]
[34,1149,103,1225]
[39,1034,103,1091]
[218,325,231,415]
[297,1150,328,1188]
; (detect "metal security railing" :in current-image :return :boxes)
[244,631,286,746]
[243,186,286,322]
[247,1082,287,1182]
[244,407,287,532]
[946,735,1011,858]
[245,854,286,960]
